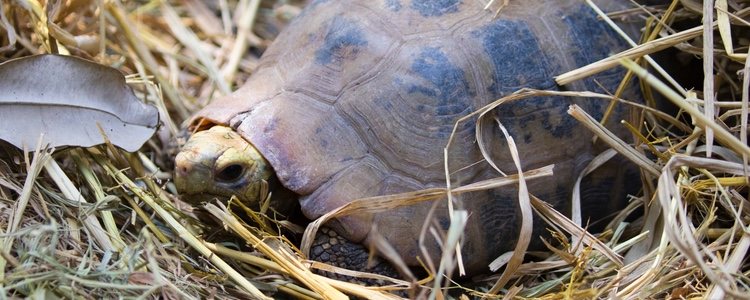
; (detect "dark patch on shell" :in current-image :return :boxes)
[407,47,471,114]
[538,98,576,139]
[404,46,473,138]
[314,17,368,65]
[438,216,450,230]
[523,133,533,144]
[472,20,557,96]
[563,5,629,93]
[410,0,461,17]
[478,191,519,253]
[386,0,402,11]
[494,96,575,140]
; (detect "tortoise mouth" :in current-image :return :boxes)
[178,190,240,206]
[178,192,220,206]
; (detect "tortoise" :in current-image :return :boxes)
[174,0,642,277]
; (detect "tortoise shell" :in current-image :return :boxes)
[190,0,639,274]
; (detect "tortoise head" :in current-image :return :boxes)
[174,125,273,208]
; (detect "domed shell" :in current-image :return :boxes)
[192,0,638,273]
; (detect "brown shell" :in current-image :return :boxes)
[192,0,639,274]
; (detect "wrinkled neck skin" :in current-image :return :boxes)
[174,126,294,215]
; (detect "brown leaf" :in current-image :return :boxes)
[0,54,158,152]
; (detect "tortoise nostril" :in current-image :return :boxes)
[216,164,244,183]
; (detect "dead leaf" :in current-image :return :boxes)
[0,54,158,152]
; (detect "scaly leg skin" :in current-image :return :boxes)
[310,227,400,285]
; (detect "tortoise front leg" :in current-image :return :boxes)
[310,227,400,282]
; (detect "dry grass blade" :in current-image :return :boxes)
[568,104,661,176]
[204,243,325,300]
[702,0,716,157]
[70,150,127,250]
[621,58,750,158]
[160,2,230,95]
[656,155,750,298]
[204,203,354,300]
[43,159,116,252]
[0,138,52,282]
[742,49,749,176]
[529,196,623,267]
[714,0,748,62]
[484,0,510,16]
[586,0,686,96]
[0,2,16,52]
[104,0,189,120]
[429,210,468,300]
[3,138,51,242]
[484,122,532,296]
[221,0,261,83]
[706,233,750,299]
[555,24,704,86]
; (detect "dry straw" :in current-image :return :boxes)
[1,0,749,298]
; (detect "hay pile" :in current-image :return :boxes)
[0,0,748,299]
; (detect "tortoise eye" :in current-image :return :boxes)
[216,164,245,183]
